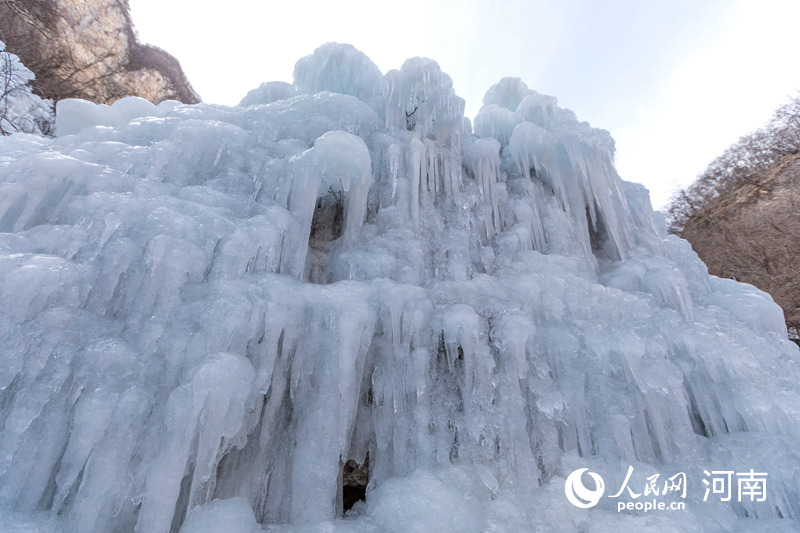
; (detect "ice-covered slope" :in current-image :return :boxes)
[0,43,798,532]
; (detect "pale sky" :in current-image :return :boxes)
[129,0,800,210]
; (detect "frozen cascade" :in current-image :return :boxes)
[0,43,798,532]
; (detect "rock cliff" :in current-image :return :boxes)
[0,0,199,105]
[679,152,800,340]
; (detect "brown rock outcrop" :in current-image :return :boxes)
[679,152,800,340]
[669,95,800,342]
[0,0,199,105]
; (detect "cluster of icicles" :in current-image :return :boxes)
[0,43,797,533]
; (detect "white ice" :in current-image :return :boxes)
[0,43,798,533]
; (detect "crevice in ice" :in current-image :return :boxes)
[434,330,465,410]
[586,203,617,262]
[170,469,194,533]
[0,191,29,232]
[684,382,710,438]
[309,186,345,247]
[642,408,663,460]
[449,425,460,463]
[37,447,63,512]
[54,461,83,515]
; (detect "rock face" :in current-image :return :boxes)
[0,0,199,105]
[669,96,800,343]
[680,152,800,340]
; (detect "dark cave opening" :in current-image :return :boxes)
[341,453,369,513]
[586,203,621,262]
[587,205,609,257]
[309,186,345,248]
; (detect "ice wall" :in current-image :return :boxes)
[0,43,798,533]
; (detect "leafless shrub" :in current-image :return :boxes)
[670,95,800,338]
[0,32,54,135]
[668,94,800,233]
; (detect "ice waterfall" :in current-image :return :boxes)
[0,42,798,532]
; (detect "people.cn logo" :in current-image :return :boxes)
[565,468,605,508]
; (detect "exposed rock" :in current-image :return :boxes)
[680,152,800,340]
[342,456,369,488]
[0,0,199,105]
[670,95,800,343]
[342,455,368,513]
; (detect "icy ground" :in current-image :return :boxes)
[0,43,798,532]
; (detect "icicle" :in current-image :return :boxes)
[286,150,322,278]
[473,104,516,146]
[1,43,798,533]
[383,57,465,145]
[408,137,424,221]
[137,353,255,533]
[464,138,502,235]
[313,131,373,245]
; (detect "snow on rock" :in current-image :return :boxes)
[0,43,799,533]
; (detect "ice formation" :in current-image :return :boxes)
[54,97,181,137]
[0,43,799,533]
[0,40,54,136]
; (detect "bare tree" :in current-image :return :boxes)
[0,37,54,135]
[669,94,800,234]
[670,95,800,342]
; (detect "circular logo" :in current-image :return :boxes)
[564,468,605,508]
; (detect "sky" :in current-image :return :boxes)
[129,0,800,210]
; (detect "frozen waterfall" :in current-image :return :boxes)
[0,43,799,532]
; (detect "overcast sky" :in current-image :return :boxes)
[129,0,800,210]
